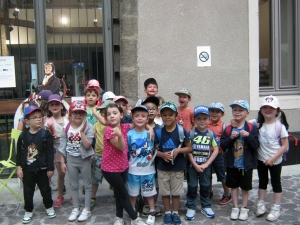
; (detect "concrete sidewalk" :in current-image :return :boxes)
[0,165,300,225]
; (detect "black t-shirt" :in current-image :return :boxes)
[26,130,44,171]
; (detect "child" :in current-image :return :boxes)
[85,80,101,126]
[16,105,56,224]
[127,105,157,225]
[114,95,132,123]
[59,100,94,222]
[136,78,158,106]
[220,100,259,221]
[37,90,53,116]
[102,91,116,102]
[101,103,146,225]
[44,94,69,207]
[255,95,289,221]
[175,88,194,132]
[17,100,33,131]
[154,96,164,126]
[207,102,231,204]
[155,101,192,225]
[185,105,219,220]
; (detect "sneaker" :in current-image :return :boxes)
[163,213,173,225]
[230,207,240,220]
[68,208,80,222]
[90,199,96,211]
[155,204,162,217]
[77,208,91,222]
[256,200,267,217]
[114,217,124,225]
[209,191,214,200]
[201,208,215,218]
[185,208,195,220]
[219,194,232,205]
[238,207,249,221]
[63,185,66,195]
[142,205,150,216]
[50,181,58,191]
[54,195,64,208]
[146,213,156,225]
[131,217,146,225]
[266,206,280,221]
[22,211,33,224]
[172,213,182,225]
[46,207,56,219]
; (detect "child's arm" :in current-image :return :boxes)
[199,145,218,171]
[109,126,126,151]
[240,125,260,151]
[155,143,173,162]
[60,154,67,174]
[16,136,23,180]
[187,153,205,172]
[265,137,288,166]
[17,121,23,131]
[172,140,192,160]
[129,123,154,140]
[92,107,106,125]
[80,121,92,149]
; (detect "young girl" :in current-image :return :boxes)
[59,100,94,222]
[255,95,289,221]
[17,100,31,131]
[44,94,69,207]
[101,103,146,225]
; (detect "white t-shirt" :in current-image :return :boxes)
[257,123,288,164]
[45,116,69,150]
[66,124,83,157]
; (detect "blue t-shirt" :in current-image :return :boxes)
[155,125,190,171]
[232,126,245,169]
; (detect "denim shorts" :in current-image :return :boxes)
[92,155,103,184]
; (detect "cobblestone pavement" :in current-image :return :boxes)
[1,172,300,225]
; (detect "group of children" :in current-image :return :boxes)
[15,77,289,225]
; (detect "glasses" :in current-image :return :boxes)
[148,108,157,112]
[29,116,43,120]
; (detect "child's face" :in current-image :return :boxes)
[26,111,43,129]
[260,105,278,119]
[48,101,63,115]
[177,94,191,108]
[71,110,87,124]
[209,109,224,124]
[85,91,99,107]
[115,99,127,113]
[132,110,148,128]
[143,102,158,120]
[144,84,158,97]
[106,107,123,127]
[194,113,210,130]
[161,108,177,127]
[232,106,249,122]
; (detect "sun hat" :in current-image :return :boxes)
[160,101,177,113]
[260,95,280,108]
[102,91,116,102]
[175,88,192,98]
[69,100,87,112]
[209,102,225,113]
[113,96,128,104]
[24,105,42,118]
[230,100,250,112]
[38,90,53,101]
[194,105,210,117]
[48,94,62,103]
[142,96,160,107]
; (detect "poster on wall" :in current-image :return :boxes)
[197,46,211,67]
[0,56,16,88]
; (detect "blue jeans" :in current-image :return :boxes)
[211,153,226,182]
[186,165,211,209]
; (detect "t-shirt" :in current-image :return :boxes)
[25,130,44,171]
[176,107,194,132]
[66,124,83,157]
[155,125,190,171]
[154,117,163,126]
[232,126,245,169]
[190,128,218,165]
[86,108,98,125]
[207,120,225,153]
[94,121,106,156]
[257,123,288,165]
[127,129,155,175]
[101,123,131,172]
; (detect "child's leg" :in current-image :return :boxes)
[199,165,212,208]
[23,170,37,212]
[141,174,156,211]
[55,161,65,196]
[269,163,283,204]
[257,160,269,200]
[186,166,199,210]
[130,196,137,209]
[172,196,180,211]
[162,196,171,211]
[146,196,155,211]
[240,168,253,207]
[241,190,249,207]
[213,154,230,195]
[67,155,81,208]
[127,174,143,210]
[157,169,172,212]
[36,170,53,209]
[81,157,92,210]
[231,188,239,207]
[170,170,184,212]
[91,156,103,199]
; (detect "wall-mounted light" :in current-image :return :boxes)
[61,17,68,25]
[13,8,19,18]
[94,19,98,27]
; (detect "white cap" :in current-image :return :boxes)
[102,91,116,102]
[260,95,280,108]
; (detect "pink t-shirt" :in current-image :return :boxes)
[101,123,131,172]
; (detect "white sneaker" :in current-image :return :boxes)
[131,217,146,225]
[185,208,196,220]
[77,208,91,222]
[68,208,80,222]
[230,207,240,220]
[114,217,124,225]
[266,206,280,221]
[239,207,249,221]
[256,200,267,217]
[50,181,58,191]
[22,211,33,224]
[146,214,155,225]
[46,207,56,219]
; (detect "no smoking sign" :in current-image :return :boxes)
[197,46,211,67]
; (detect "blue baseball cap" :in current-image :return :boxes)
[230,100,250,111]
[24,105,42,118]
[160,101,178,113]
[194,105,210,117]
[209,102,225,113]
[131,105,149,114]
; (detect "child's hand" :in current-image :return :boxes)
[199,163,208,171]
[264,158,275,166]
[90,155,94,162]
[239,130,249,137]
[230,131,239,139]
[80,121,87,133]
[61,162,68,174]
[194,164,204,173]
[161,151,173,162]
[53,134,60,139]
[111,127,122,137]
[230,119,238,127]
[47,171,54,178]
[147,128,154,141]
[17,167,23,180]
[92,106,98,115]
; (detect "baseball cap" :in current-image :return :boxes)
[131,105,149,114]
[260,95,280,108]
[24,105,42,118]
[144,78,158,89]
[69,100,87,112]
[38,90,53,101]
[160,101,178,113]
[175,88,192,98]
[113,96,128,104]
[85,79,100,92]
[230,100,250,112]
[102,91,116,102]
[48,94,62,103]
[142,96,160,107]
[194,105,210,117]
[209,102,225,113]
[97,100,115,111]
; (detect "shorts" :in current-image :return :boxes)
[157,169,184,196]
[126,173,157,197]
[225,167,253,191]
[92,155,103,184]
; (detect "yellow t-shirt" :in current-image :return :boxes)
[94,121,106,156]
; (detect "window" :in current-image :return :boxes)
[259,0,300,95]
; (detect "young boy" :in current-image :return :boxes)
[185,105,219,220]
[136,78,158,106]
[155,101,192,225]
[220,100,259,221]
[175,88,194,132]
[207,102,231,204]
[127,105,157,225]
[114,95,132,123]
[16,105,56,224]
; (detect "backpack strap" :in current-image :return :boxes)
[247,122,253,133]
[190,128,196,141]
[65,122,71,135]
[177,124,185,148]
[225,125,232,137]
[46,117,55,135]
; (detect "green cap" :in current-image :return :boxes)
[97,100,114,111]
[160,101,178,113]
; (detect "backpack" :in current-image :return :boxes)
[225,122,253,137]
[156,123,185,149]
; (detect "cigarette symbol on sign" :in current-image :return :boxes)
[199,51,209,62]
